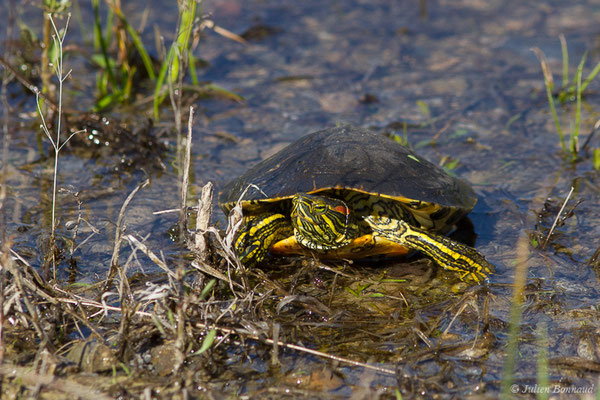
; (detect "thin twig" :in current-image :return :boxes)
[104,178,150,292]
[243,333,395,375]
[111,178,150,268]
[580,118,600,152]
[0,55,59,111]
[543,186,574,249]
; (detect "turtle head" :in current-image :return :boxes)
[290,193,357,250]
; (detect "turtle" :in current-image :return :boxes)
[219,125,494,282]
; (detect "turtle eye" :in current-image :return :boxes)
[313,204,327,212]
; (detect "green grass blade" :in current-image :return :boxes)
[153,0,197,118]
[532,48,565,152]
[92,0,116,87]
[536,322,549,400]
[170,0,197,84]
[193,83,244,102]
[189,51,199,86]
[115,9,156,81]
[72,0,87,43]
[199,279,216,300]
[500,293,523,398]
[153,47,173,119]
[198,329,217,354]
[559,34,569,88]
[546,77,565,152]
[500,234,530,398]
[95,92,122,111]
[580,59,600,94]
[104,7,114,52]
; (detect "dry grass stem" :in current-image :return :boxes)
[126,234,176,279]
[174,106,196,354]
[240,332,396,376]
[190,259,241,287]
[271,322,280,366]
[194,182,214,260]
[531,47,554,88]
[179,106,194,231]
[200,19,247,45]
[152,208,182,215]
[193,185,278,294]
[443,296,477,336]
[61,188,101,255]
[7,254,52,349]
[106,178,150,288]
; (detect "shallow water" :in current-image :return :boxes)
[2,0,600,397]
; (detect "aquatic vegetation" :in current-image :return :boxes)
[533,36,600,161]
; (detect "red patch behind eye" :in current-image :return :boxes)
[333,205,349,215]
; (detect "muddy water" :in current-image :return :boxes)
[3,0,600,397]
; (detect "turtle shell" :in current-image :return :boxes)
[219,125,477,218]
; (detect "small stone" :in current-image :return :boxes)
[151,343,185,376]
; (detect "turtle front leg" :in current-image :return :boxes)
[234,213,293,266]
[367,216,494,283]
